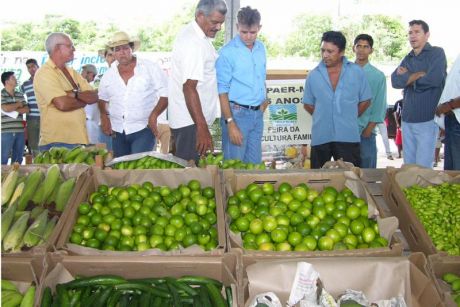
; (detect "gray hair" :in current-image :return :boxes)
[81,64,98,75]
[45,32,71,55]
[195,0,227,17]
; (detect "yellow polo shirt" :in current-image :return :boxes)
[34,59,93,146]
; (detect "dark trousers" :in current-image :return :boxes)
[171,124,199,163]
[310,142,361,169]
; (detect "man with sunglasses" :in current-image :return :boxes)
[34,32,98,151]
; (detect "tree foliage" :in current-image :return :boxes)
[1,11,407,63]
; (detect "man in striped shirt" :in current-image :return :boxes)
[21,59,40,157]
[1,71,29,164]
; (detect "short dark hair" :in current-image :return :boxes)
[354,34,374,48]
[25,59,38,66]
[322,31,346,52]
[237,6,261,27]
[409,20,429,33]
[1,71,15,85]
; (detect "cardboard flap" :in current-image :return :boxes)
[394,165,454,188]
[245,257,412,306]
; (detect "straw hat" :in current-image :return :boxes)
[106,31,140,51]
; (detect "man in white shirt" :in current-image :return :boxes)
[81,64,100,145]
[98,31,168,157]
[165,0,227,162]
[435,53,460,170]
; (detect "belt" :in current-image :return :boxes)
[230,101,260,111]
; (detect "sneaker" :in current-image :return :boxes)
[387,155,394,160]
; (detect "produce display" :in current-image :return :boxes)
[227,182,388,251]
[198,152,266,170]
[111,156,184,170]
[33,146,108,164]
[403,182,460,255]
[68,180,219,252]
[1,280,35,307]
[443,272,460,306]
[1,164,76,252]
[40,274,232,307]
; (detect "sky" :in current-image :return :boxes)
[1,0,458,60]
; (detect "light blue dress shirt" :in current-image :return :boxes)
[216,35,266,106]
[303,57,372,146]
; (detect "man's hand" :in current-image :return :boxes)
[261,100,270,112]
[436,102,452,116]
[196,124,213,156]
[396,66,408,75]
[148,112,159,138]
[100,114,113,136]
[361,126,373,138]
[228,122,243,146]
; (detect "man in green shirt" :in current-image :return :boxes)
[353,34,387,168]
[1,71,29,164]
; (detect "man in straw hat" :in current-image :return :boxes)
[150,0,227,163]
[98,31,168,157]
[34,32,98,151]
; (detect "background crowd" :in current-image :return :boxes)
[1,0,459,170]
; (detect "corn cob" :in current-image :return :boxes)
[33,153,43,164]
[41,151,51,164]
[2,164,20,206]
[63,146,83,162]
[72,151,89,163]
[55,177,76,211]
[3,211,30,252]
[17,169,43,211]
[8,182,25,208]
[1,201,18,240]
[2,291,23,307]
[1,280,18,292]
[33,164,61,205]
[46,176,63,204]
[19,285,35,307]
[22,209,49,248]
[30,206,45,220]
[39,215,58,245]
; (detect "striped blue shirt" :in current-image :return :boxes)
[20,78,40,118]
[391,43,447,123]
[216,35,266,106]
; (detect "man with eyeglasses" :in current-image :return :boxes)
[34,32,98,151]
[98,31,168,157]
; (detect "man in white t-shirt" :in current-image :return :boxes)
[164,0,227,162]
[98,31,168,157]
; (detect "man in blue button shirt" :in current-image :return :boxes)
[216,6,267,164]
[303,31,372,169]
[391,20,447,168]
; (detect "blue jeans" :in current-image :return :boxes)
[113,127,155,158]
[360,133,377,168]
[221,104,264,164]
[444,113,460,170]
[1,132,25,164]
[402,120,438,168]
[98,130,113,152]
[39,143,82,152]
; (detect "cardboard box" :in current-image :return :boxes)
[240,251,442,307]
[1,164,89,257]
[56,167,226,256]
[2,256,44,307]
[382,165,460,255]
[428,254,460,307]
[222,169,402,257]
[37,251,239,306]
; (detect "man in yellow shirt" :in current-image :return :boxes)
[34,32,98,151]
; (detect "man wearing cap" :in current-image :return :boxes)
[34,32,98,151]
[80,64,101,145]
[98,31,168,157]
[156,0,227,162]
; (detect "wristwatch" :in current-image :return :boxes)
[72,89,79,99]
[224,117,233,124]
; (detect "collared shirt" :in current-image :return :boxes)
[358,62,387,134]
[303,57,372,146]
[98,57,168,135]
[436,53,460,124]
[34,59,93,146]
[1,88,27,133]
[391,43,447,123]
[20,78,40,118]
[216,35,266,106]
[168,21,219,129]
